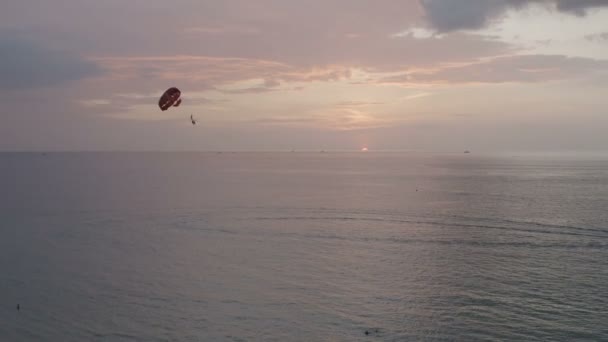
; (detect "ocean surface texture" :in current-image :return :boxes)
[1,152,607,341]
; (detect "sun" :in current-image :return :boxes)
[361,147,369,152]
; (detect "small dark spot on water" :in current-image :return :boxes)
[364,328,381,337]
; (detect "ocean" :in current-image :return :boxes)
[1,152,607,341]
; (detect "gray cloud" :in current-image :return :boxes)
[0,34,100,90]
[420,0,608,32]
[555,0,608,15]
[1,1,510,70]
[584,32,608,41]
[420,0,513,32]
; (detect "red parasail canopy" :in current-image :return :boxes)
[158,87,181,111]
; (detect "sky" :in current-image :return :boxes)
[2,0,608,152]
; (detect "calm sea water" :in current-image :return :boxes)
[1,152,607,341]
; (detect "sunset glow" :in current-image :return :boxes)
[2,1,608,152]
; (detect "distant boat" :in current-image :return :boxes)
[464,150,471,154]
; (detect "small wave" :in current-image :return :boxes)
[247,228,608,250]
[253,215,608,240]
[448,214,608,235]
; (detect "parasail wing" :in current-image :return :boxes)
[158,87,181,111]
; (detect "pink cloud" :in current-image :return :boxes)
[381,54,608,85]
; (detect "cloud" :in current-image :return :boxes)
[88,55,355,108]
[251,116,318,126]
[244,100,390,131]
[555,0,608,15]
[401,92,433,101]
[334,101,385,107]
[3,1,512,70]
[420,0,608,32]
[214,86,279,94]
[75,90,221,119]
[183,25,261,35]
[310,104,391,131]
[381,54,608,84]
[585,32,608,41]
[420,0,514,32]
[0,33,100,90]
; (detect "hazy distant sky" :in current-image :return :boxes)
[2,0,608,151]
